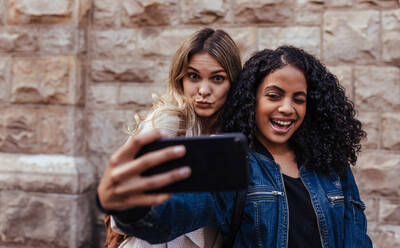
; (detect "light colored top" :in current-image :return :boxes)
[111,111,222,248]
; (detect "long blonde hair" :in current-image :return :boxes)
[136,28,242,135]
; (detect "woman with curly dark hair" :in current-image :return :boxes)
[221,45,372,247]
[99,46,373,248]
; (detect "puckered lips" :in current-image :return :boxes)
[194,99,213,108]
[270,117,297,134]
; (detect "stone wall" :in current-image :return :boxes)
[0,0,398,247]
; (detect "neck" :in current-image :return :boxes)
[256,132,293,157]
[199,114,219,135]
[256,132,299,177]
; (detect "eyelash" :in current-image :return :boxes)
[188,73,199,80]
[212,75,225,83]
[265,93,306,103]
[187,73,225,83]
[266,93,280,99]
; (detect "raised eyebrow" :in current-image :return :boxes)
[294,91,307,97]
[264,85,284,93]
[210,69,226,75]
[187,66,199,72]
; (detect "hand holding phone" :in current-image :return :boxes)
[97,130,191,211]
[138,133,249,193]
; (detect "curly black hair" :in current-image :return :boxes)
[221,46,366,174]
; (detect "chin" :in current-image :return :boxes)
[265,134,291,145]
[195,110,215,118]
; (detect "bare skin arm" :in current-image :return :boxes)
[97,129,191,211]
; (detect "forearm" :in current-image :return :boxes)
[113,192,220,244]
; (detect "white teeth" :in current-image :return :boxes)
[272,120,292,126]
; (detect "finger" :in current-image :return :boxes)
[109,130,163,167]
[116,166,191,196]
[111,145,186,180]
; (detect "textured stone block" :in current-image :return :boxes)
[353,150,400,197]
[79,0,91,25]
[39,26,76,54]
[354,66,400,111]
[327,65,353,100]
[325,0,354,6]
[121,0,179,27]
[294,0,324,25]
[95,222,107,248]
[383,10,400,63]
[0,190,92,247]
[357,112,380,149]
[0,0,6,25]
[88,152,112,182]
[259,27,321,57]
[181,0,231,24]
[323,11,379,64]
[8,0,74,24]
[0,57,10,102]
[363,197,379,223]
[93,0,121,27]
[78,28,86,55]
[234,0,292,24]
[224,27,257,61]
[369,225,400,248]
[380,198,400,224]
[0,153,94,194]
[382,113,400,150]
[0,27,39,52]
[88,84,118,106]
[119,83,165,106]
[91,58,169,83]
[87,109,135,153]
[0,106,37,153]
[137,28,197,56]
[91,29,137,58]
[357,0,399,8]
[11,56,80,104]
[39,106,85,155]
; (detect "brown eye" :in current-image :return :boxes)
[294,98,306,104]
[212,75,225,83]
[188,72,200,80]
[266,93,281,100]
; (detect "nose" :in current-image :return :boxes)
[278,99,295,115]
[198,82,211,97]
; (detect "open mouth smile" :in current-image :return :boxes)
[270,119,296,133]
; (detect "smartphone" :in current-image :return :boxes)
[138,133,249,193]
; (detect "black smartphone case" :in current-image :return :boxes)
[138,133,249,193]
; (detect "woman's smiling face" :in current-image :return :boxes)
[255,64,307,149]
[182,52,230,118]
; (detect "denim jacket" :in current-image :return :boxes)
[114,151,373,248]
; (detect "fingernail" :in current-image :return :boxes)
[178,166,191,176]
[159,131,169,138]
[174,145,185,154]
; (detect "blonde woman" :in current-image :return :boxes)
[99,28,242,248]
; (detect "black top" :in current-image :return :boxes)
[283,175,323,248]
[254,140,323,248]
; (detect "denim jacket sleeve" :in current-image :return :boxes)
[113,192,234,244]
[342,166,373,248]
